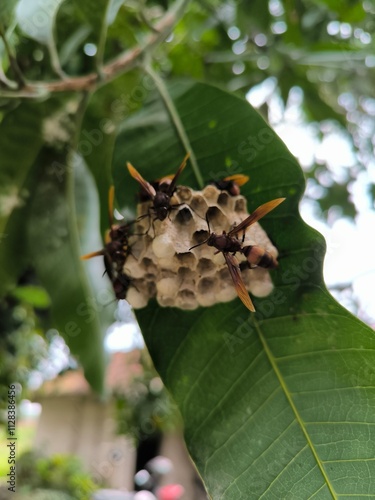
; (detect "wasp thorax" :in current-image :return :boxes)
[123,185,278,310]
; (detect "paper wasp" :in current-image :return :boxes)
[81,186,133,300]
[190,198,285,312]
[210,174,250,196]
[127,153,190,221]
[137,175,175,202]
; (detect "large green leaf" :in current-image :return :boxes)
[0,0,18,32]
[27,151,115,393]
[113,81,375,498]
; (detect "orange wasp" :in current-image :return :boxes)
[81,187,133,300]
[127,153,190,221]
[190,198,285,312]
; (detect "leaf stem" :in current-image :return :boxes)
[144,63,204,188]
[48,38,66,79]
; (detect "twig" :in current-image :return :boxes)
[0,0,190,98]
[0,66,17,89]
[48,38,66,79]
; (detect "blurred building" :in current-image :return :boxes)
[32,350,206,499]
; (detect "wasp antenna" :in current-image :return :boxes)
[189,210,212,250]
[189,238,209,251]
[80,249,104,260]
[205,213,211,233]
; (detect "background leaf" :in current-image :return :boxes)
[27,151,115,393]
[71,0,120,49]
[0,102,45,296]
[16,0,65,45]
[112,81,375,498]
[0,0,18,32]
[106,0,124,26]
[11,285,51,308]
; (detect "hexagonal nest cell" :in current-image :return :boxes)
[123,185,278,310]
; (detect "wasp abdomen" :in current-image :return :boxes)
[242,245,278,268]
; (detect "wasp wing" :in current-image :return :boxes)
[156,173,174,185]
[127,162,157,199]
[108,185,115,227]
[223,174,249,186]
[224,252,255,312]
[81,249,104,260]
[168,152,190,195]
[228,197,285,237]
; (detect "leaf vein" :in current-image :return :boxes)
[203,385,282,475]
[220,417,297,497]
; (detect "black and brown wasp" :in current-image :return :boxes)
[127,153,190,221]
[137,175,175,203]
[190,197,285,312]
[81,186,132,300]
[210,174,250,196]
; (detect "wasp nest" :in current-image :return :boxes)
[123,185,278,310]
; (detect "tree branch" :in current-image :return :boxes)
[1,0,190,98]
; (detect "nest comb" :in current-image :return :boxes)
[123,185,278,310]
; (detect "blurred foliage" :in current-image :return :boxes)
[0,289,49,418]
[14,451,99,500]
[2,0,373,222]
[116,353,182,444]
